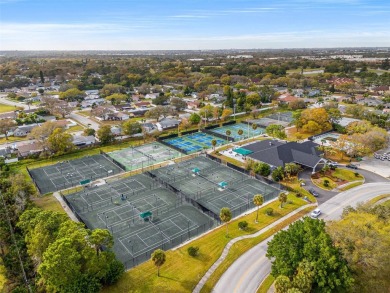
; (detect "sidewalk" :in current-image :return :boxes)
[193,203,316,293]
[53,192,79,222]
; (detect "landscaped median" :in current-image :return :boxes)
[101,195,314,293]
[311,168,364,191]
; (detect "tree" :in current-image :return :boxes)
[284,163,300,179]
[145,106,176,122]
[275,275,292,293]
[97,125,115,144]
[83,128,95,137]
[266,125,286,139]
[237,129,244,139]
[151,249,166,277]
[254,162,271,177]
[253,194,264,223]
[327,108,342,124]
[122,120,141,136]
[59,88,86,102]
[225,129,231,141]
[199,105,214,122]
[47,128,74,155]
[90,229,113,257]
[272,166,284,182]
[327,206,390,292]
[189,113,201,125]
[100,84,126,97]
[211,139,217,151]
[170,97,187,111]
[267,217,353,292]
[187,246,199,257]
[0,118,16,140]
[105,93,128,105]
[39,70,45,83]
[179,118,191,133]
[296,108,332,133]
[278,192,288,208]
[28,121,63,146]
[251,106,260,119]
[221,108,233,122]
[220,207,232,236]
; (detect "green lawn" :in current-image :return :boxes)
[257,274,275,293]
[367,194,390,205]
[0,103,19,113]
[340,181,363,191]
[0,135,29,144]
[101,196,309,293]
[65,124,84,133]
[311,169,363,191]
[32,193,65,214]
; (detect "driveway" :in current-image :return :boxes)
[69,112,100,130]
[299,166,388,205]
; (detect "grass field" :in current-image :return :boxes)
[257,274,275,293]
[32,193,65,213]
[65,124,84,133]
[0,135,29,144]
[101,196,308,293]
[367,194,390,205]
[340,181,363,191]
[0,103,18,113]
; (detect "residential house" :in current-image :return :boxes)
[186,100,200,110]
[145,93,158,100]
[13,124,39,137]
[277,94,300,104]
[104,112,129,121]
[17,142,43,157]
[372,86,390,95]
[72,135,96,147]
[110,126,122,136]
[156,118,180,131]
[308,89,321,97]
[142,123,158,133]
[135,101,150,108]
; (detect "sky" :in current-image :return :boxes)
[0,0,390,50]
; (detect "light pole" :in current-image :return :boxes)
[233,98,237,121]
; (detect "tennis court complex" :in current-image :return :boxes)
[107,142,182,171]
[149,156,280,217]
[164,132,226,154]
[209,123,265,141]
[28,155,123,194]
[64,172,215,269]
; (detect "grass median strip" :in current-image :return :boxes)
[200,206,315,293]
[257,274,275,293]
[101,197,308,293]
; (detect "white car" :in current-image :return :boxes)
[310,208,321,218]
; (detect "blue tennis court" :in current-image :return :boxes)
[165,137,203,153]
[186,132,226,147]
[210,123,265,141]
[165,132,227,154]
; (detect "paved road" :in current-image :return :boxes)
[69,112,100,130]
[213,182,390,293]
[0,95,37,110]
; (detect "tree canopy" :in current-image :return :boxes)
[267,217,353,292]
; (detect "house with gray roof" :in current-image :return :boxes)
[242,139,325,173]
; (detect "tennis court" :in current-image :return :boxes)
[267,111,294,123]
[247,118,290,128]
[209,123,265,141]
[28,155,123,194]
[149,156,280,217]
[64,172,215,269]
[107,142,182,171]
[164,132,226,154]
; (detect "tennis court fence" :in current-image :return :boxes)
[123,220,215,270]
[26,166,42,194]
[201,128,234,142]
[100,150,127,171]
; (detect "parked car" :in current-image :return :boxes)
[309,189,319,197]
[310,208,321,218]
[346,164,358,169]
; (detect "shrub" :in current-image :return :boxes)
[187,246,199,257]
[265,208,274,216]
[354,172,359,177]
[238,221,248,230]
[324,179,330,187]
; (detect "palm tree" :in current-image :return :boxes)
[226,129,231,142]
[253,194,264,223]
[151,249,166,277]
[278,192,288,208]
[238,129,244,140]
[220,207,232,236]
[252,123,258,137]
[211,139,217,151]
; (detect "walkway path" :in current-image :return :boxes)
[192,203,316,293]
[53,192,79,222]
